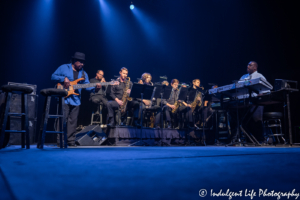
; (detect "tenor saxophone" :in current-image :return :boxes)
[190,91,202,113]
[171,100,181,113]
[171,88,181,114]
[119,77,132,114]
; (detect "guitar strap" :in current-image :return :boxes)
[81,68,86,79]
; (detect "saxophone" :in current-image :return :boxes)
[171,100,181,113]
[190,91,202,112]
[171,88,181,114]
[119,77,132,114]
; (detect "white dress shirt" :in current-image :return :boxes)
[238,71,273,98]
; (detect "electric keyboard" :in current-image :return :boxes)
[208,77,273,98]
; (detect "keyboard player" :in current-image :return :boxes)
[231,61,273,144]
[239,61,273,97]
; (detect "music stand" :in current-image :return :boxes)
[177,87,189,102]
[130,84,154,127]
[147,85,171,128]
[128,84,154,146]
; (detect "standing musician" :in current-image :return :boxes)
[180,79,202,129]
[51,52,100,146]
[106,67,133,127]
[157,79,180,129]
[89,70,108,107]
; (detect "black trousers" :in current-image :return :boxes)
[107,100,120,122]
[178,105,193,123]
[128,100,141,119]
[146,105,161,126]
[57,104,80,145]
[198,106,213,124]
[90,94,108,107]
[154,106,177,127]
[107,100,141,124]
[164,106,172,123]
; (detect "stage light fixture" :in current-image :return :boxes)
[130,2,134,10]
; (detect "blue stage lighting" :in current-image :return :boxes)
[130,3,134,10]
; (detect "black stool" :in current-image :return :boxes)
[0,85,33,149]
[37,88,68,149]
[91,103,103,125]
[263,112,286,144]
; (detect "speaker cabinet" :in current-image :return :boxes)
[75,125,107,146]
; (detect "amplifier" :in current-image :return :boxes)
[9,117,37,145]
[0,89,38,145]
[9,94,38,144]
[9,94,38,120]
[274,79,298,92]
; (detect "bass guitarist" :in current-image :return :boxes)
[51,52,100,146]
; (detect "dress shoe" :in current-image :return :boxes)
[194,125,200,130]
[133,120,141,127]
[68,143,77,147]
[187,123,195,130]
[107,118,115,127]
[107,122,115,127]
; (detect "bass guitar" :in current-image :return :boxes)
[57,78,118,98]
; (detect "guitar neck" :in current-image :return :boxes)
[73,82,113,89]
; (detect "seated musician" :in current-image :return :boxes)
[51,52,100,146]
[136,73,161,127]
[179,79,202,129]
[197,84,218,128]
[239,61,272,97]
[157,79,180,129]
[89,70,108,111]
[106,67,133,127]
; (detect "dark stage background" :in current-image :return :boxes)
[1,0,299,141]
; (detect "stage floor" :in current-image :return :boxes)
[1,145,300,200]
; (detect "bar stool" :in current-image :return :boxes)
[37,88,68,149]
[91,102,103,125]
[0,85,33,149]
[263,112,286,144]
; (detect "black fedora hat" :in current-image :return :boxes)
[72,52,85,61]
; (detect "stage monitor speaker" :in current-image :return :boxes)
[75,125,107,146]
